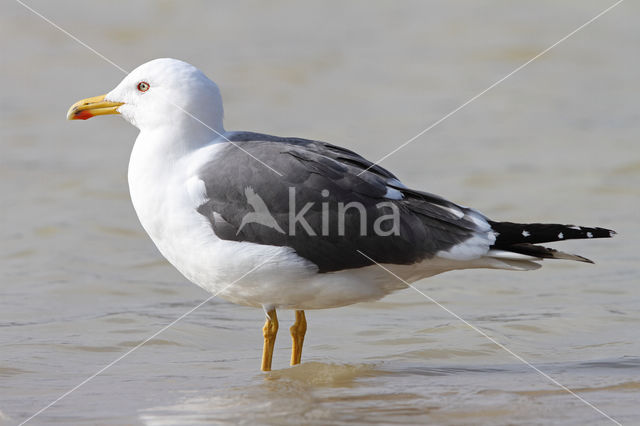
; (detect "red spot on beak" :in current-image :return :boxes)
[74,110,94,120]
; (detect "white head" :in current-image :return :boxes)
[68,58,225,138]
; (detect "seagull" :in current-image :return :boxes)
[67,58,615,371]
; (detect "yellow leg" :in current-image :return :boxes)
[261,308,278,371]
[290,310,307,366]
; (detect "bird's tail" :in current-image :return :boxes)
[487,221,616,264]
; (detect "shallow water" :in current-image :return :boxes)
[2,1,639,425]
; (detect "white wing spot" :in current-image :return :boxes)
[432,203,464,219]
[186,177,209,207]
[587,232,593,238]
[384,187,404,200]
[558,232,564,239]
[522,230,530,237]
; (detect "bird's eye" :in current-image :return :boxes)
[137,81,150,92]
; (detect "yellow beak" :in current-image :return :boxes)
[66,94,124,120]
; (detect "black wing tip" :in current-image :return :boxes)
[490,221,617,245]
[553,224,616,240]
[584,226,616,239]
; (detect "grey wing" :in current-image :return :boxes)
[194,133,490,272]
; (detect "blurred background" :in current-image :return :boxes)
[1,1,639,424]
